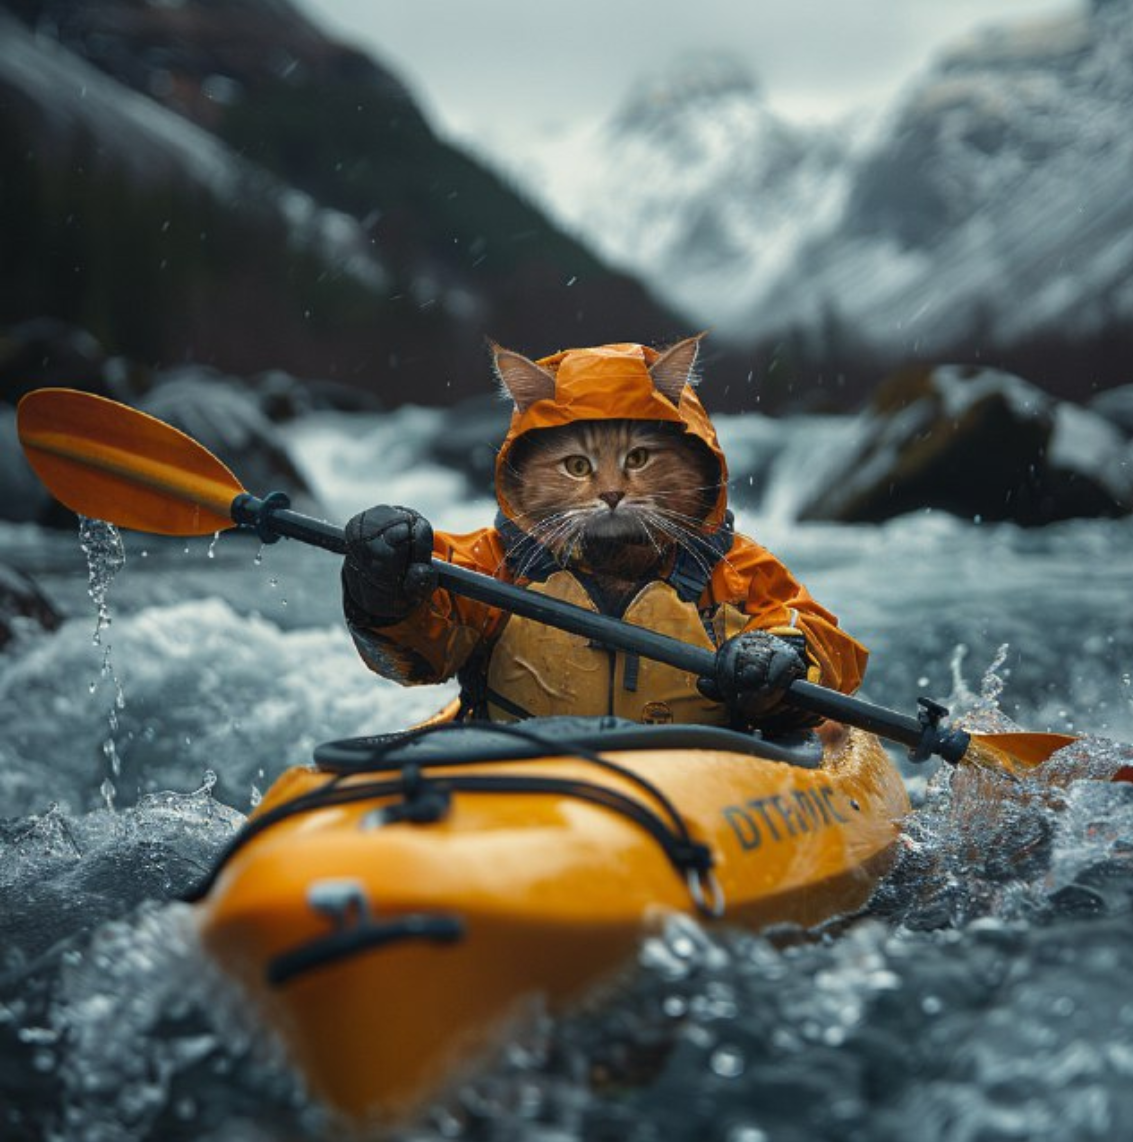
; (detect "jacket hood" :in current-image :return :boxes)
[494,341,729,531]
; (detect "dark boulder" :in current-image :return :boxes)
[0,563,61,648]
[0,319,127,407]
[798,364,1133,525]
[0,406,54,525]
[141,370,319,509]
[426,393,510,493]
[251,370,383,423]
[1089,385,1133,437]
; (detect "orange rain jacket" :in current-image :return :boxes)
[346,343,868,720]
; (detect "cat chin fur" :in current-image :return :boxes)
[578,506,651,543]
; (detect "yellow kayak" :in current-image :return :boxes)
[193,709,910,1125]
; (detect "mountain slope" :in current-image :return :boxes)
[517,53,858,329]
[505,3,1133,405]
[747,0,1133,395]
[0,0,682,402]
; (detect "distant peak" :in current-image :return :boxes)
[614,51,762,127]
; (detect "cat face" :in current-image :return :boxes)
[498,419,720,569]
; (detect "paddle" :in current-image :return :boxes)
[17,387,1077,770]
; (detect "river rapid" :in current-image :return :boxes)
[2,408,1133,1142]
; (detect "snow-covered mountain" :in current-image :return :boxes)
[507,2,1133,400]
[517,52,861,328]
[752,0,1133,364]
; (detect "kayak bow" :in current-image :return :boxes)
[195,712,911,1122]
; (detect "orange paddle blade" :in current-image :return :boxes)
[967,730,1078,775]
[17,388,245,536]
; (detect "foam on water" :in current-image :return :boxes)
[0,596,456,817]
[4,411,1133,1140]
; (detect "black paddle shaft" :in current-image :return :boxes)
[233,494,967,763]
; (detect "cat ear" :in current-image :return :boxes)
[649,333,707,403]
[489,340,556,412]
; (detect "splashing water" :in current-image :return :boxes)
[79,517,127,809]
[79,517,125,647]
[945,642,1017,734]
[47,902,318,1142]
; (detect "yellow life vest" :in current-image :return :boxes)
[484,571,749,725]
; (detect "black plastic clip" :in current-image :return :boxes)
[399,763,452,823]
[231,490,291,545]
[363,763,452,829]
[909,696,971,765]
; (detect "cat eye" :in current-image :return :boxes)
[562,455,593,478]
[624,447,650,471]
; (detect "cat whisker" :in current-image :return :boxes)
[522,511,590,569]
[637,516,667,562]
[643,511,717,580]
[650,506,714,528]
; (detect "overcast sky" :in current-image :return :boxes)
[296,0,1079,152]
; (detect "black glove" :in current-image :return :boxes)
[342,505,437,624]
[702,630,810,729]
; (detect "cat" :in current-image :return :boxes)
[341,337,868,726]
[496,418,721,611]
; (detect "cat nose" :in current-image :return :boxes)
[599,491,625,509]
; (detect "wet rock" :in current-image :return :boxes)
[0,319,105,406]
[1089,384,1133,437]
[140,370,319,510]
[426,392,510,492]
[250,371,317,423]
[0,319,145,407]
[798,364,1133,525]
[252,370,382,422]
[1047,883,1107,917]
[0,407,53,524]
[0,563,61,648]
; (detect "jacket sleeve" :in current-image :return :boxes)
[344,527,510,685]
[710,534,868,695]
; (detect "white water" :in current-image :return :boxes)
[2,408,1132,1140]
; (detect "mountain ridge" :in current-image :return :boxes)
[505,2,1132,406]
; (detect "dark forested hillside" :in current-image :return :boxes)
[0,0,681,403]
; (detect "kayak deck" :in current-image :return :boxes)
[195,716,910,1124]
